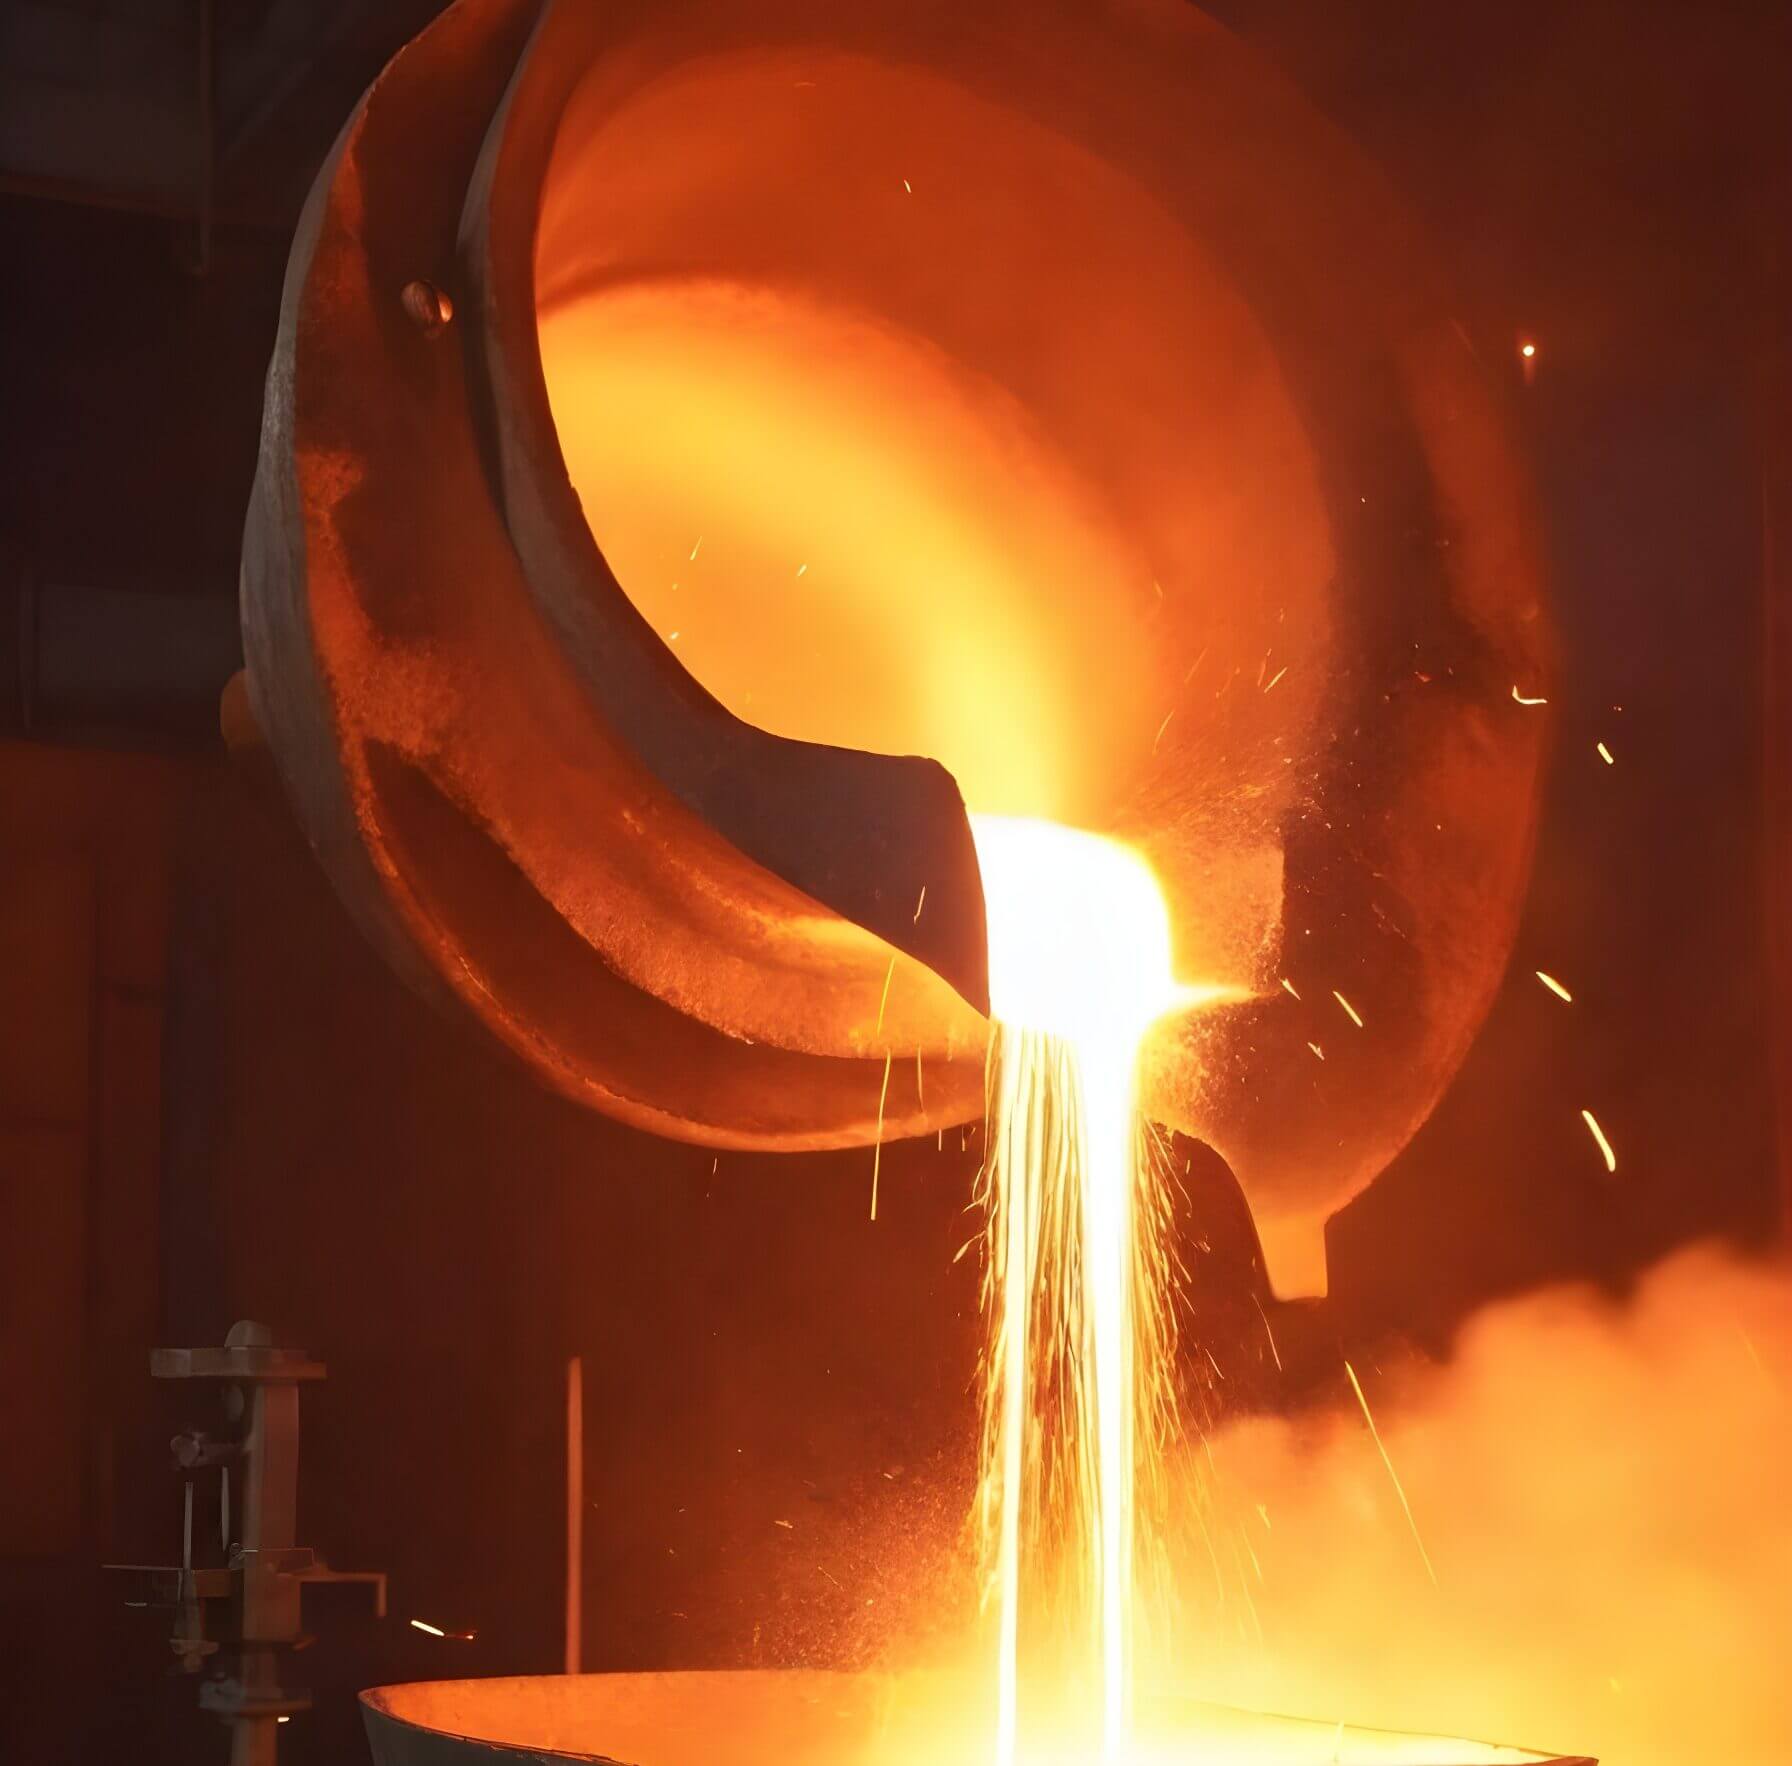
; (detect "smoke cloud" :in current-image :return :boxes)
[1157,1244,1792,1765]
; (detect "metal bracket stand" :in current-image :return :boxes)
[108,1320,386,1766]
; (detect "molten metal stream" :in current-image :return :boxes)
[971,818,1215,1765]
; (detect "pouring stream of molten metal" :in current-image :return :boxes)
[970,817,1219,1766]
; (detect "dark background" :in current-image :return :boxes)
[1,2,1786,1761]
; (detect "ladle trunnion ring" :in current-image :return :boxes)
[242,0,1550,1297]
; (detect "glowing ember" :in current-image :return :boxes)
[1580,1109,1617,1173]
[970,816,1227,1765]
[1343,1361,1436,1588]
[1534,971,1573,1002]
[870,1050,894,1221]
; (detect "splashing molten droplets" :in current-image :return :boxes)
[970,817,1216,1766]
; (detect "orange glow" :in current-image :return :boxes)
[1162,1247,1790,1766]
[541,283,1150,823]
[1519,342,1537,360]
[367,1667,1584,1765]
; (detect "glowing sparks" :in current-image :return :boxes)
[970,817,1213,1766]
[1581,1108,1617,1172]
[902,177,913,194]
[1280,977,1300,999]
[871,1051,894,1220]
[984,1029,1038,1766]
[688,535,702,561]
[877,955,896,1033]
[1252,1293,1284,1373]
[1535,970,1573,1002]
[1597,741,1615,765]
[1511,685,1548,706]
[1262,664,1289,693]
[1343,1361,1437,1587]
[1308,1041,1325,1061]
[913,884,927,923]
[1332,990,1364,1028]
[409,1619,446,1637]
[1520,341,1537,360]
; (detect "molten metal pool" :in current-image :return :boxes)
[361,1670,1595,1765]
